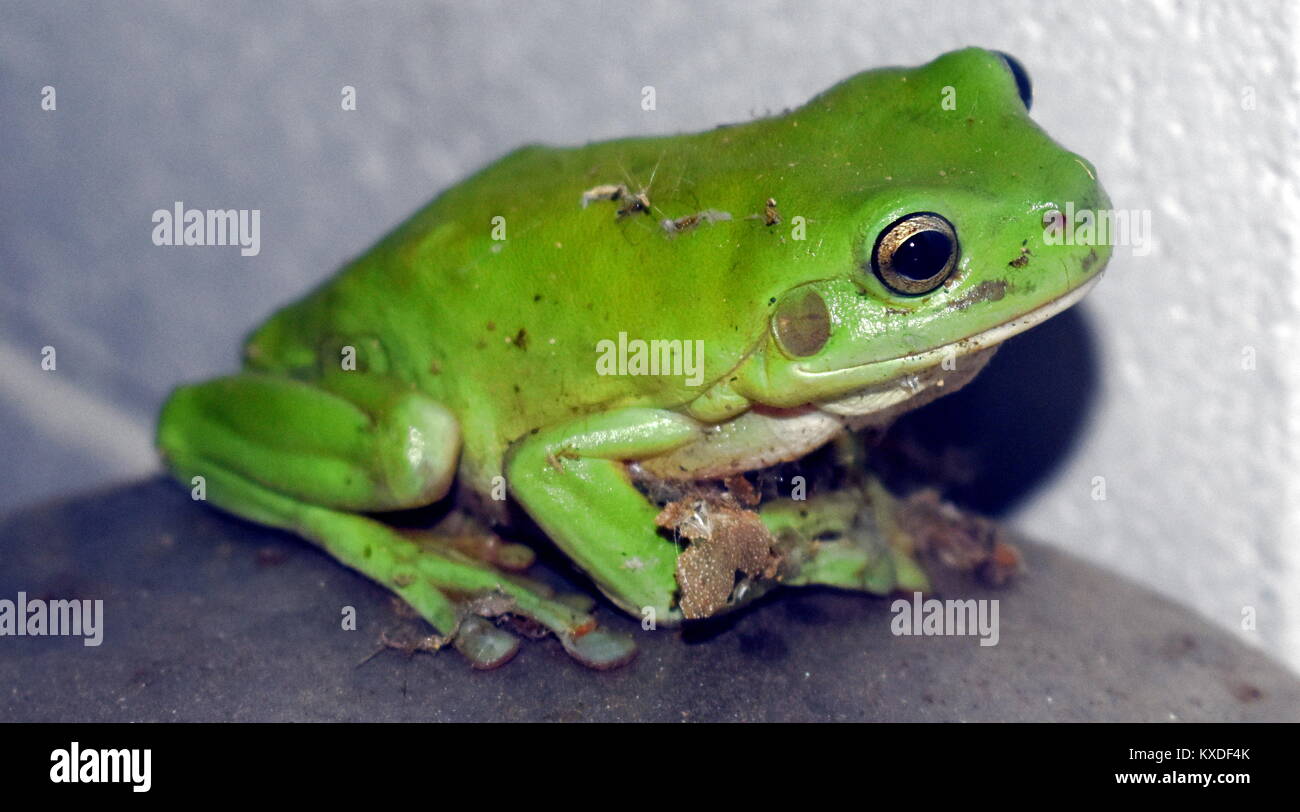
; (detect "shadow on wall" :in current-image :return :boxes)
[874,304,1100,517]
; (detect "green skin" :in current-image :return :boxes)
[158,48,1110,668]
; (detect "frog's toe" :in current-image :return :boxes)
[453,615,521,669]
[411,537,639,668]
[449,588,637,670]
[560,627,637,670]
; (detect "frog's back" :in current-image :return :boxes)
[243,133,791,465]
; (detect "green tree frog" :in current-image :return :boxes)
[158,48,1109,668]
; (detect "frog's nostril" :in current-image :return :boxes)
[994,51,1033,111]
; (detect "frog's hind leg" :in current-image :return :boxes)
[157,373,634,668]
[158,373,461,513]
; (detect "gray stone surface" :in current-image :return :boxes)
[1,479,1296,722]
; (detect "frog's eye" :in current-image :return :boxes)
[995,51,1033,110]
[870,212,959,296]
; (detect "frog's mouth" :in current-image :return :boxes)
[812,272,1101,420]
[814,344,996,423]
[805,272,1101,384]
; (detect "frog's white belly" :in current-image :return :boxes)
[639,347,995,480]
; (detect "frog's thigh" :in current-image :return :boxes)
[157,373,459,512]
[505,407,699,624]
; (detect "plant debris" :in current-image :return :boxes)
[763,197,781,226]
[746,197,786,227]
[580,183,651,218]
[895,489,1023,587]
[655,483,781,619]
[660,209,732,235]
[1009,239,1031,268]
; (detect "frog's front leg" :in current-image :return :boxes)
[157,373,634,668]
[505,407,700,625]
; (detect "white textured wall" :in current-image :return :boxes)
[2,0,1296,670]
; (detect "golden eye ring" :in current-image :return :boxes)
[870,212,959,296]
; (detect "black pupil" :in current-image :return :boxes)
[893,230,952,281]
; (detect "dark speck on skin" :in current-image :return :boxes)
[948,280,1008,311]
[1082,248,1100,272]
